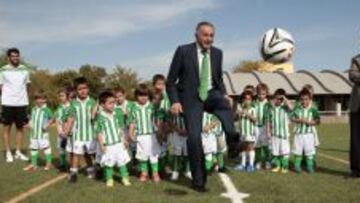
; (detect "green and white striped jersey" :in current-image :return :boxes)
[30,104,53,139]
[157,91,171,121]
[212,116,224,137]
[115,99,135,116]
[253,99,271,127]
[239,107,256,137]
[292,105,320,134]
[172,115,186,131]
[95,110,125,146]
[266,103,291,139]
[55,103,71,124]
[111,107,126,129]
[68,97,96,142]
[128,102,155,136]
[202,112,215,133]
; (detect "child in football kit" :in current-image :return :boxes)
[96,91,131,187]
[201,112,218,173]
[212,116,227,173]
[23,90,54,171]
[291,89,320,173]
[55,88,71,171]
[254,83,272,170]
[170,114,191,180]
[128,84,161,182]
[234,91,257,172]
[64,77,98,183]
[152,74,173,175]
[265,88,293,174]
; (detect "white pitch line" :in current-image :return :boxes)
[6,174,67,203]
[318,153,349,165]
[218,173,250,203]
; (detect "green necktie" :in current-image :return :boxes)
[199,50,209,101]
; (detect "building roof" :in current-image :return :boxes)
[224,70,353,95]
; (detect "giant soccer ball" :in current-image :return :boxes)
[260,28,295,64]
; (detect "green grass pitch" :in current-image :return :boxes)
[1,123,360,203]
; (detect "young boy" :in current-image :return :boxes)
[291,89,320,173]
[23,90,54,171]
[266,88,293,173]
[65,77,98,183]
[55,88,71,171]
[234,91,257,172]
[114,86,135,119]
[170,114,191,180]
[254,83,272,170]
[96,91,131,187]
[128,84,161,182]
[201,112,217,173]
[212,116,227,173]
[152,74,172,175]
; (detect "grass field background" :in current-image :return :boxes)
[1,123,359,203]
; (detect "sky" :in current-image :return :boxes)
[0,0,359,79]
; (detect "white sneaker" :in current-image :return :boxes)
[6,152,14,163]
[255,162,262,170]
[171,171,179,181]
[265,161,272,170]
[15,151,29,161]
[184,171,192,180]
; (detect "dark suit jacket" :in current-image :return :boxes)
[166,42,226,106]
[349,54,360,113]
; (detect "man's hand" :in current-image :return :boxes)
[171,102,183,115]
[225,95,233,107]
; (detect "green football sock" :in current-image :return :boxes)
[263,146,271,162]
[281,156,289,169]
[140,161,148,173]
[151,163,159,173]
[119,165,129,178]
[306,156,314,173]
[205,154,213,172]
[45,154,52,164]
[59,152,67,167]
[255,147,263,163]
[30,150,39,167]
[273,156,280,168]
[173,156,180,172]
[105,167,113,180]
[183,157,190,172]
[216,152,225,168]
[294,155,302,172]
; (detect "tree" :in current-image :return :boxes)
[105,65,140,99]
[232,60,272,73]
[29,70,58,109]
[79,64,107,98]
[53,70,79,89]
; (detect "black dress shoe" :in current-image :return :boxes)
[191,185,207,193]
[350,172,360,178]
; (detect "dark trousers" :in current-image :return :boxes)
[182,90,238,187]
[350,111,360,175]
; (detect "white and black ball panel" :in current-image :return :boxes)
[260,28,295,63]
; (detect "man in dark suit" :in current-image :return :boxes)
[349,54,360,177]
[166,21,239,192]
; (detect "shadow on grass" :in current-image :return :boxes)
[316,166,349,177]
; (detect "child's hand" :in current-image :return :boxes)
[100,145,106,153]
[123,139,129,149]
